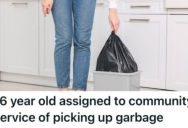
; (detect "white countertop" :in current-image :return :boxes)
[166,0,188,8]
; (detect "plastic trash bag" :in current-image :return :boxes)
[96,31,138,73]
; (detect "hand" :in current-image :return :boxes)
[109,9,120,33]
[42,0,53,17]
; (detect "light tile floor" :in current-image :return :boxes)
[0,81,167,91]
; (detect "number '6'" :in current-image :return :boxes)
[0,96,7,106]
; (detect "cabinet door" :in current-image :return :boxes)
[166,15,188,91]
[89,0,112,81]
[39,0,56,77]
[118,15,167,89]
[2,0,38,75]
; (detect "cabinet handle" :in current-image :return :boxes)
[96,3,104,5]
[129,19,150,22]
[12,3,28,5]
[130,5,151,8]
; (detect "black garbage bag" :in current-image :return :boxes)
[96,31,138,73]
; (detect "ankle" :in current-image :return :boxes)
[59,88,68,91]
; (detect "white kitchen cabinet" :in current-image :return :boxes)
[166,15,188,91]
[1,0,38,75]
[118,15,167,89]
[39,0,56,77]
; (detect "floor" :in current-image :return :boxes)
[0,81,167,91]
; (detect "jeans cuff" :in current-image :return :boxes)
[58,85,70,89]
[72,87,86,91]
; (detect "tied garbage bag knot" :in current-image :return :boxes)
[96,31,138,73]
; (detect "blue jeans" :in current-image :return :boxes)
[51,0,96,90]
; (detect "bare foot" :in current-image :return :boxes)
[59,88,68,91]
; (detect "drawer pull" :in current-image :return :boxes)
[12,3,28,5]
[96,3,104,5]
[130,5,151,8]
[129,19,150,22]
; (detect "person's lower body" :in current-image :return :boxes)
[51,0,96,91]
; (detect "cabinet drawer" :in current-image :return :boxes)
[166,0,188,8]
[118,0,167,14]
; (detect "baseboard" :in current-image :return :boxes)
[0,72,94,91]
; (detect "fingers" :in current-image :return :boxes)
[48,4,53,14]
[109,17,120,33]
[109,21,115,32]
[42,4,47,17]
[42,2,53,17]
[114,22,119,33]
[111,21,119,33]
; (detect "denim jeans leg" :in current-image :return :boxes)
[51,0,73,89]
[72,0,96,91]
